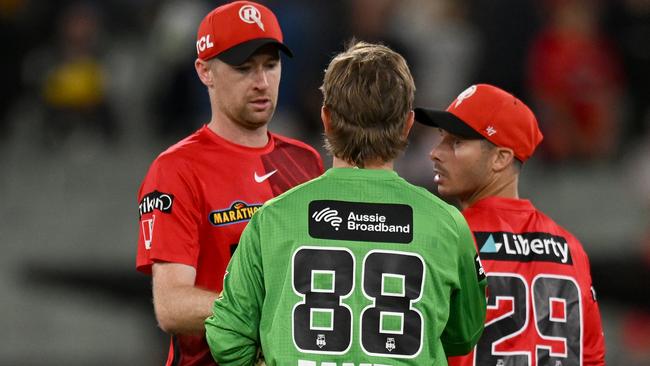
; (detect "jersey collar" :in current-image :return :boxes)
[324,167,400,180]
[201,124,276,154]
[468,196,535,212]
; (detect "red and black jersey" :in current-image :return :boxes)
[448,197,605,366]
[136,125,323,366]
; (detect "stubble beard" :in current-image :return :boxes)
[230,102,276,131]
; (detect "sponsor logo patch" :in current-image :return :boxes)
[475,253,486,281]
[475,231,573,264]
[309,200,413,243]
[209,201,262,226]
[254,169,277,183]
[141,215,155,250]
[139,191,174,218]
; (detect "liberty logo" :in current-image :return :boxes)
[480,234,502,253]
[312,207,342,230]
[239,5,264,31]
[454,85,477,108]
[476,232,572,264]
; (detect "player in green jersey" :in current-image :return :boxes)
[205,41,487,366]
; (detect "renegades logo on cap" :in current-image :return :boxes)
[454,85,477,108]
[239,4,264,30]
[195,1,293,65]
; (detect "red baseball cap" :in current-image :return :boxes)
[196,1,292,65]
[415,84,543,162]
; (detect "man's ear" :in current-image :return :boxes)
[195,58,214,87]
[492,147,515,172]
[403,110,414,138]
[321,106,331,133]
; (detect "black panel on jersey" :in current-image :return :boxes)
[309,200,413,244]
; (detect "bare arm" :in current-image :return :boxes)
[152,262,219,334]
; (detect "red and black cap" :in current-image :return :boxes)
[196,1,292,65]
[415,84,544,162]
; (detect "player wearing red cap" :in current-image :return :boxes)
[136,1,323,365]
[416,84,606,366]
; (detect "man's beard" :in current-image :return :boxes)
[235,105,275,130]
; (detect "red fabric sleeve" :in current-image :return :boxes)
[136,154,201,274]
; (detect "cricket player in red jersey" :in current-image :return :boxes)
[135,2,323,365]
[415,84,605,366]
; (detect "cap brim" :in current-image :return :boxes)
[216,38,293,66]
[414,107,484,139]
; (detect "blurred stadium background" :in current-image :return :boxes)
[0,0,648,364]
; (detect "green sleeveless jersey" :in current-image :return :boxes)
[206,168,486,366]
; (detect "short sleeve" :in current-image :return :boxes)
[136,155,201,274]
[205,210,264,365]
[441,209,487,356]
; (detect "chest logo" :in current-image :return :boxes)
[254,169,277,183]
[209,201,262,226]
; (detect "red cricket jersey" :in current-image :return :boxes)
[448,197,605,366]
[136,125,324,366]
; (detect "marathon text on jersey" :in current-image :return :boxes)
[209,201,262,226]
[309,200,412,243]
[139,191,174,218]
[475,231,573,264]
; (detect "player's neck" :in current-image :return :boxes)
[207,118,269,147]
[332,157,394,170]
[459,173,519,210]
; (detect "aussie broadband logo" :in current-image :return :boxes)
[309,200,412,243]
[209,201,262,226]
[474,231,572,264]
[312,208,343,230]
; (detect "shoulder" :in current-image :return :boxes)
[149,129,211,169]
[140,131,210,191]
[530,207,592,262]
[386,179,468,237]
[263,174,327,211]
[534,208,579,240]
[271,133,321,158]
[403,181,462,219]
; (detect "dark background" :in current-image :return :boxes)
[1,0,648,364]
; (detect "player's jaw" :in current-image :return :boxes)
[433,164,455,197]
[432,154,479,200]
[240,93,276,127]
